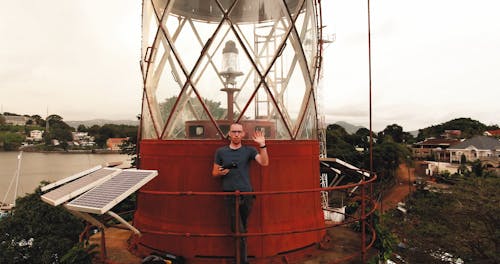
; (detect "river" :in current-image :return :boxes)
[0,151,131,205]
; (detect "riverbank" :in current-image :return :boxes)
[0,152,130,205]
[14,146,121,154]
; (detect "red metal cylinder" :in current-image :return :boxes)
[132,139,325,261]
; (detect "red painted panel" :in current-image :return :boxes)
[133,139,325,260]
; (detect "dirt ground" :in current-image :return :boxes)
[380,164,416,213]
[91,227,373,264]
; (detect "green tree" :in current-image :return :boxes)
[77,124,88,132]
[120,135,138,167]
[327,123,349,136]
[203,98,226,119]
[379,124,405,143]
[386,176,500,263]
[87,124,100,135]
[0,132,25,151]
[353,127,372,151]
[44,115,74,145]
[377,124,414,144]
[0,114,5,125]
[367,137,411,184]
[30,115,43,126]
[0,188,85,263]
[460,153,467,164]
[159,96,227,120]
[417,117,490,140]
[87,124,138,148]
[370,213,397,263]
[325,124,363,167]
[60,242,97,264]
[470,159,484,177]
[46,114,63,123]
[3,112,20,116]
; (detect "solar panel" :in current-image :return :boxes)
[40,165,102,192]
[65,169,158,214]
[41,167,121,206]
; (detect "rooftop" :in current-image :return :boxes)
[449,135,500,150]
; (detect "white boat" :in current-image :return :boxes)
[1,151,23,217]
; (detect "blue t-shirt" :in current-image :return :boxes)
[214,145,258,192]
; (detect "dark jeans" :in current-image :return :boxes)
[225,194,254,263]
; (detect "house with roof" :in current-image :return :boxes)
[448,135,500,167]
[484,129,500,138]
[28,130,44,142]
[412,138,460,161]
[4,115,27,126]
[72,131,95,146]
[106,138,128,151]
[441,129,461,139]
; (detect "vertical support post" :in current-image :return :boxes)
[227,89,235,121]
[100,228,107,262]
[369,172,375,254]
[79,223,92,243]
[221,88,239,122]
[408,163,412,194]
[361,179,366,263]
[234,191,241,264]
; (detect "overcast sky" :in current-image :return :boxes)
[1,0,498,132]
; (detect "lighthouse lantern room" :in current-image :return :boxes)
[132,0,325,262]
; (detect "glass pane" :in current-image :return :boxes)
[274,112,292,139]
[299,0,317,80]
[296,93,317,139]
[192,55,228,121]
[145,30,187,135]
[162,85,213,139]
[142,1,163,77]
[141,92,159,139]
[164,1,223,73]
[239,84,291,140]
[268,36,310,133]
[288,0,306,20]
[170,0,225,23]
[230,0,291,74]
[164,14,184,44]
[152,0,169,20]
[175,22,202,73]
[140,0,317,142]
[194,21,256,123]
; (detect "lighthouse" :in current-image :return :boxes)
[132,0,325,262]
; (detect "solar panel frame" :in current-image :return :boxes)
[65,169,158,214]
[41,167,121,206]
[40,165,102,192]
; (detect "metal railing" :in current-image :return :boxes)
[138,174,378,263]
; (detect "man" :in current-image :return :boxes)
[212,123,269,264]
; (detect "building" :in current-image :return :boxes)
[448,135,500,167]
[484,129,500,138]
[4,116,27,126]
[29,130,44,141]
[71,132,95,146]
[441,129,461,139]
[106,138,128,151]
[72,132,89,141]
[412,138,460,161]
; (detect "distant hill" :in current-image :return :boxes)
[66,119,139,128]
[417,117,497,139]
[334,121,419,136]
[334,121,366,134]
[408,130,419,137]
